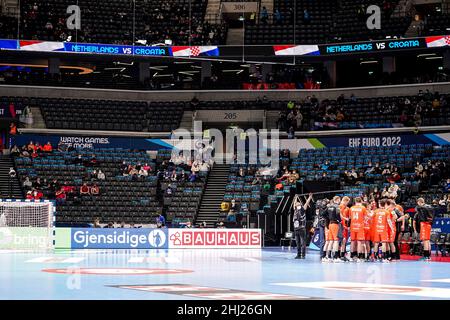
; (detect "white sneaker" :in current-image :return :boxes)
[356,258,363,263]
[382,259,390,263]
[321,257,329,263]
[333,258,343,263]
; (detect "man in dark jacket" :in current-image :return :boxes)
[293,193,313,259]
[413,197,434,261]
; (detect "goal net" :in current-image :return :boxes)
[0,200,54,250]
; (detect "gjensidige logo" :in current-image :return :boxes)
[148,230,166,248]
[71,229,168,249]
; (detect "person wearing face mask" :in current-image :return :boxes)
[293,193,313,259]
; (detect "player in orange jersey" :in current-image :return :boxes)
[339,196,351,261]
[372,199,394,262]
[349,197,367,262]
[386,200,398,261]
[363,202,375,261]
[324,196,342,262]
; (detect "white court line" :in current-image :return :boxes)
[272,281,450,299]
[163,257,181,263]
[26,257,85,263]
[127,257,181,264]
[422,279,450,283]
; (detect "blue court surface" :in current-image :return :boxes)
[1,247,450,300]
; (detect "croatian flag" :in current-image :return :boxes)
[273,45,320,56]
[425,35,450,48]
[19,40,65,52]
[171,46,219,57]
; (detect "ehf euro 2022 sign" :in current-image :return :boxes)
[55,228,262,249]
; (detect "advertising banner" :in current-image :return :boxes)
[11,134,173,150]
[54,228,262,249]
[320,38,426,55]
[432,218,450,234]
[0,227,52,249]
[167,229,262,249]
[57,228,169,249]
[0,35,448,59]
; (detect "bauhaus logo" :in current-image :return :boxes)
[168,230,261,248]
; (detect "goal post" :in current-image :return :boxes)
[0,200,55,250]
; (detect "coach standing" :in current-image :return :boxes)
[293,193,313,259]
[413,198,435,261]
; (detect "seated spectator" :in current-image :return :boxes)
[25,190,33,200]
[191,160,201,173]
[10,145,20,157]
[23,177,33,190]
[33,177,42,189]
[239,167,246,177]
[189,171,197,182]
[288,170,299,184]
[90,183,100,196]
[278,169,291,181]
[169,170,178,182]
[444,179,450,193]
[129,166,139,177]
[42,142,53,153]
[138,168,149,178]
[32,189,43,200]
[165,184,174,196]
[73,155,83,165]
[80,183,90,195]
[55,187,66,204]
[93,218,101,228]
[220,201,230,212]
[179,171,187,181]
[156,214,165,228]
[87,154,98,167]
[143,163,152,172]
[200,161,210,172]
[97,170,106,180]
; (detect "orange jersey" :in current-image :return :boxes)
[350,204,367,232]
[373,209,391,233]
[340,204,350,226]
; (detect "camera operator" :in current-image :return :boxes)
[293,193,313,260]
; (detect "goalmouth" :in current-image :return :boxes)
[0,200,55,250]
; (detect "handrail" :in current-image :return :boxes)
[17,125,450,139]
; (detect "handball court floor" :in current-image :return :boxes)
[1,247,450,300]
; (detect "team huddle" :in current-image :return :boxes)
[318,196,434,262]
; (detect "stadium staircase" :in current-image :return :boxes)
[178,110,194,131]
[226,28,244,45]
[265,110,280,130]
[205,0,222,24]
[29,107,46,129]
[196,163,230,227]
[1,0,18,16]
[0,155,23,199]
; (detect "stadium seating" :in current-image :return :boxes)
[245,0,412,44]
[258,144,450,214]
[13,147,208,225]
[3,92,449,132]
[17,0,226,45]
[28,97,183,132]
